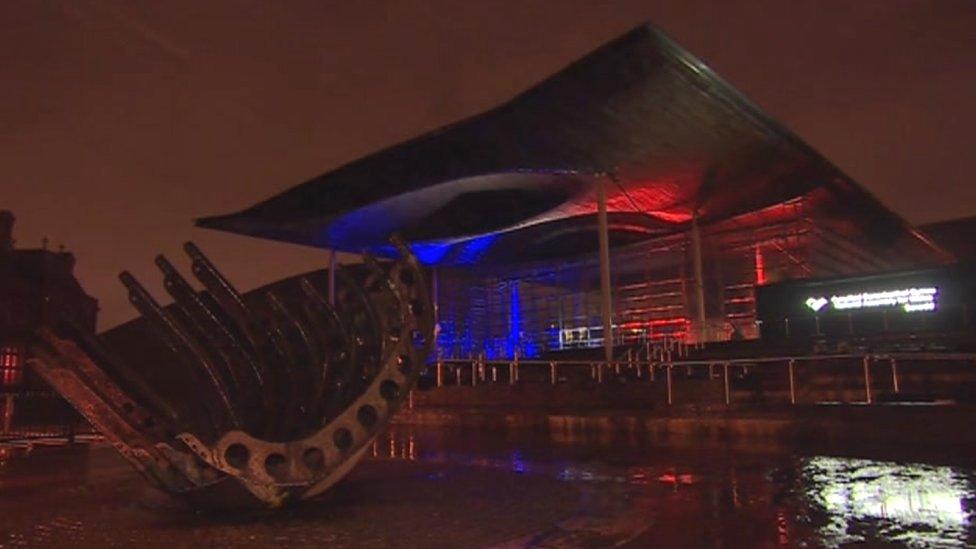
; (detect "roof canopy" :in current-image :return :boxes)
[198,24,942,266]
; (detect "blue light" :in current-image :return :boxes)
[408,242,452,265]
[322,212,501,266]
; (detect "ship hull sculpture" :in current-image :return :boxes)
[28,237,434,507]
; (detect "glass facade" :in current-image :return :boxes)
[433,197,929,360]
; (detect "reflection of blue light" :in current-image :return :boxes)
[454,234,499,265]
[507,282,521,359]
[408,242,452,265]
[361,241,455,265]
[510,451,526,474]
[412,233,500,266]
[322,207,396,251]
[548,324,560,351]
[484,343,502,360]
[325,220,500,266]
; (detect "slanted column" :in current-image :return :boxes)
[597,176,614,366]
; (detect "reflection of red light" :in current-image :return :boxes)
[755,245,766,285]
[657,472,695,485]
[647,210,694,223]
[562,173,700,223]
[776,511,789,545]
[618,318,689,334]
[648,318,687,327]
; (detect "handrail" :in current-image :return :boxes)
[437,352,976,368]
[428,351,976,407]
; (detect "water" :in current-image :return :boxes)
[799,456,973,547]
[1,428,974,547]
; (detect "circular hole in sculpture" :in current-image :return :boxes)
[225,443,250,469]
[264,453,289,478]
[333,428,353,451]
[380,380,400,401]
[303,447,325,471]
[264,453,288,478]
[411,330,426,348]
[409,299,424,317]
[357,405,378,428]
[399,269,415,286]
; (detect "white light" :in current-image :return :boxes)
[806,297,828,312]
[803,456,970,546]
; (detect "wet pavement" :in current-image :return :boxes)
[1,426,975,547]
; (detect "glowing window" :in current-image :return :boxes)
[0,346,22,387]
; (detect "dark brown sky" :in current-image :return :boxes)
[3,0,975,330]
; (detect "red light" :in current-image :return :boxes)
[755,245,766,285]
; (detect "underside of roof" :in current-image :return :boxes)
[197,23,946,266]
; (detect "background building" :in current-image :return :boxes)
[0,210,99,391]
[195,25,953,361]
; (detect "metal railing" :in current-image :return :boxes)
[429,352,976,407]
[0,392,91,442]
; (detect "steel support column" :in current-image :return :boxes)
[328,249,337,305]
[597,175,614,366]
[863,356,873,404]
[432,266,439,361]
[690,215,707,342]
[666,364,673,405]
[891,358,899,393]
[788,359,796,405]
[723,363,730,406]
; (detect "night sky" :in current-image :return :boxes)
[3,0,974,330]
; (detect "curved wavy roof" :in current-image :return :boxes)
[198,24,944,266]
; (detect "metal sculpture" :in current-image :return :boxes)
[28,237,434,507]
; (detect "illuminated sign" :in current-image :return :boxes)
[805,297,828,312]
[805,287,938,313]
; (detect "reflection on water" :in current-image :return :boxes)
[371,428,976,547]
[800,456,974,547]
[3,428,976,547]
